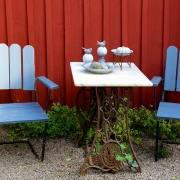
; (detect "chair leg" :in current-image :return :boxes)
[41,121,48,162]
[155,120,160,161]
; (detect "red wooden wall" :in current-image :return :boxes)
[0,0,180,109]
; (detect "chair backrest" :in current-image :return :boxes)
[164,46,180,92]
[0,43,35,90]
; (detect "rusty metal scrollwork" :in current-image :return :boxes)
[76,87,142,175]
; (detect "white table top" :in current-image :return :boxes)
[70,62,153,87]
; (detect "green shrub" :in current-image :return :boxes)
[7,102,83,140]
[47,102,83,138]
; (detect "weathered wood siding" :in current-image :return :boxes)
[0,0,180,109]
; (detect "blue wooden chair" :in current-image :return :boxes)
[151,45,180,161]
[0,43,59,161]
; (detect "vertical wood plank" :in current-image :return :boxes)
[23,45,35,90]
[103,0,110,61]
[0,44,9,89]
[127,0,142,107]
[140,0,149,107]
[85,0,103,61]
[0,0,7,42]
[64,0,73,105]
[0,0,10,102]
[45,0,53,81]
[26,0,35,47]
[32,0,48,107]
[50,0,65,104]
[163,0,170,68]
[45,0,55,102]
[83,0,90,47]
[177,51,180,91]
[26,0,36,101]
[5,0,14,45]
[108,0,121,55]
[10,44,21,89]
[121,0,128,46]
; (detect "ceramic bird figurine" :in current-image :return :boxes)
[97,40,106,47]
[82,47,92,54]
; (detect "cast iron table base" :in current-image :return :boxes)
[75,87,142,176]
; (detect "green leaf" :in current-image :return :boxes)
[120,143,126,150]
[96,144,102,152]
[115,154,124,162]
[125,154,133,161]
[91,152,97,156]
[132,161,138,168]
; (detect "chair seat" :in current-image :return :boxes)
[157,102,180,120]
[0,102,49,124]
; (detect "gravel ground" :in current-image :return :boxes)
[0,127,180,180]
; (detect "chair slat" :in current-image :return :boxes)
[157,102,180,120]
[0,102,48,124]
[176,50,180,91]
[0,44,9,89]
[10,44,21,89]
[23,45,35,90]
[164,46,178,91]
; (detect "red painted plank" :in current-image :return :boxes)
[140,0,150,107]
[126,0,142,107]
[5,0,14,45]
[121,0,128,46]
[83,0,90,47]
[0,0,11,103]
[109,0,121,48]
[0,0,7,43]
[102,0,110,62]
[27,0,35,48]
[50,0,65,105]
[45,0,53,81]
[45,0,56,103]
[64,0,74,106]
[87,0,103,62]
[32,0,48,108]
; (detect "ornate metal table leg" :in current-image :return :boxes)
[75,87,98,146]
[80,87,142,176]
[124,87,142,173]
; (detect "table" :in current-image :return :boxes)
[70,62,153,175]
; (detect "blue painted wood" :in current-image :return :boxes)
[0,44,9,89]
[0,102,48,124]
[10,44,22,89]
[157,102,180,120]
[176,50,180,91]
[164,46,178,91]
[151,76,162,87]
[0,43,59,126]
[23,45,35,90]
[36,76,59,90]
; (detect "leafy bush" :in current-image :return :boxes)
[7,102,83,140]
[129,105,180,142]
[47,102,83,138]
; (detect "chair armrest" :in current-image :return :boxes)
[36,76,59,90]
[151,76,162,87]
